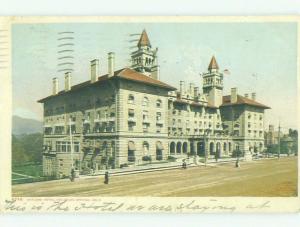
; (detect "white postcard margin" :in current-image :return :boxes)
[0,16,299,213]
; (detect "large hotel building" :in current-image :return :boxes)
[38,30,270,177]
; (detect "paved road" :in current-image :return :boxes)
[12,157,298,197]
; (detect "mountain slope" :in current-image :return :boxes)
[12,115,43,135]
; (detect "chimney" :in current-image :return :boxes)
[64,72,71,91]
[251,92,256,100]
[244,93,248,98]
[108,52,115,77]
[90,59,99,83]
[179,81,185,95]
[52,77,59,95]
[231,87,237,103]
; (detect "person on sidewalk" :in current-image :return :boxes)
[104,171,109,184]
[235,159,240,168]
[182,159,187,169]
[70,168,75,182]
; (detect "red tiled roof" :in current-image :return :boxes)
[116,68,175,90]
[38,68,175,103]
[208,56,219,70]
[221,95,270,109]
[138,29,151,47]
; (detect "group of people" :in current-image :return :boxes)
[70,168,110,184]
[69,158,240,183]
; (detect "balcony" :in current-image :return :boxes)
[98,117,115,122]
[128,116,136,122]
[142,118,150,124]
[156,119,164,125]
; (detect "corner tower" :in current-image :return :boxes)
[131,29,159,80]
[202,56,224,107]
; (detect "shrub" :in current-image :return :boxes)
[142,155,152,162]
[167,156,177,162]
[120,163,129,168]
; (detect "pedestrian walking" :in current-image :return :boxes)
[235,159,240,168]
[104,171,109,184]
[70,168,75,182]
[182,159,187,169]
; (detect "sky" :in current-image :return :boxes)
[12,22,298,130]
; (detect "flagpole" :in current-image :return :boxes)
[69,118,74,169]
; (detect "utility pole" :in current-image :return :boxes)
[69,118,74,169]
[278,122,281,159]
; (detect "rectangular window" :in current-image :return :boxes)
[143,123,149,132]
[143,110,148,121]
[156,112,162,121]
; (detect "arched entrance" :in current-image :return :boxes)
[176,142,182,154]
[209,142,214,155]
[216,142,221,158]
[170,142,175,155]
[183,142,188,154]
[156,141,164,160]
[190,142,195,155]
[197,142,205,157]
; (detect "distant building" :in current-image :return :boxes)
[38,30,270,177]
[265,124,283,147]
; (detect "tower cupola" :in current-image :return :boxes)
[130,29,160,80]
[202,56,224,107]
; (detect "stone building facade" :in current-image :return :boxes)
[39,30,270,177]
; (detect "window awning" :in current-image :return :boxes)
[128,141,136,151]
[156,141,164,150]
[128,109,134,114]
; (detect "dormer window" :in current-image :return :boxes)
[156,99,162,108]
[128,94,135,104]
[142,96,149,107]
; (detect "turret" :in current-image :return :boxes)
[202,56,223,107]
[131,29,159,80]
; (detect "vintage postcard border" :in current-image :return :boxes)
[0,16,299,213]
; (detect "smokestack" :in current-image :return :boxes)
[64,72,71,91]
[194,87,199,98]
[231,87,237,103]
[108,52,115,77]
[52,77,58,95]
[180,81,185,95]
[90,59,99,83]
[251,92,256,100]
[244,93,248,98]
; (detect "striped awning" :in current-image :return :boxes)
[156,141,164,150]
[128,141,136,151]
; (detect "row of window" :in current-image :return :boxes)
[128,95,162,108]
[55,141,80,153]
[248,113,263,120]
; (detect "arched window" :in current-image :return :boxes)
[223,142,227,151]
[156,99,162,108]
[176,142,182,154]
[142,96,149,107]
[143,141,149,155]
[128,94,135,104]
[170,142,175,154]
[183,142,188,153]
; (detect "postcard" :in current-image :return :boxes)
[0,16,299,213]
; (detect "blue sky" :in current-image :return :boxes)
[12,22,297,130]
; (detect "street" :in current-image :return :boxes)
[12,156,298,197]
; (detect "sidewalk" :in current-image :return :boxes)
[82,157,243,178]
